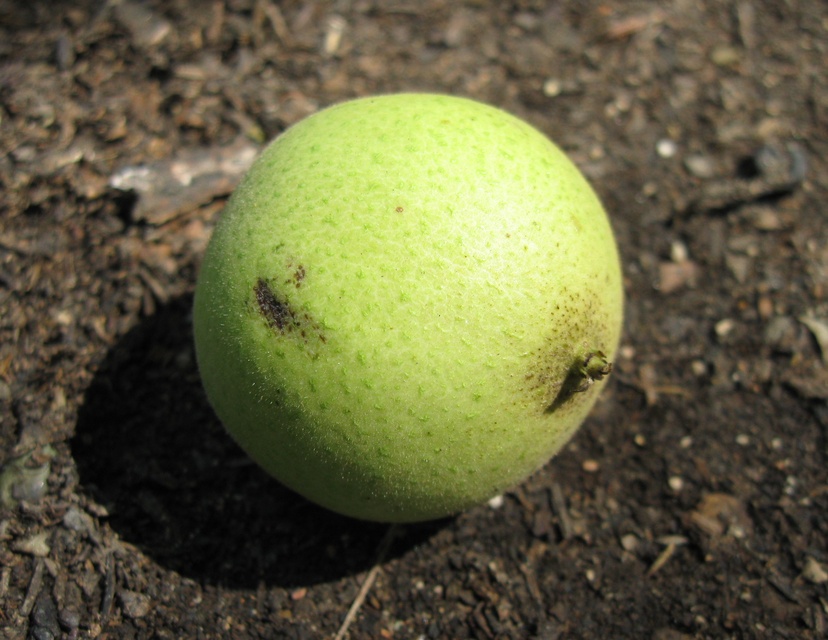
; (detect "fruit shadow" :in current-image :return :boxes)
[73,294,447,589]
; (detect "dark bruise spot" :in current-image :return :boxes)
[395,206,404,213]
[255,278,297,333]
[284,262,307,288]
[254,277,327,348]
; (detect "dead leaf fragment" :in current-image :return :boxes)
[12,531,51,557]
[688,493,752,538]
[802,557,828,584]
[110,138,259,224]
[657,260,700,294]
[799,316,828,366]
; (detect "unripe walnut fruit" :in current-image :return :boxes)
[193,94,623,522]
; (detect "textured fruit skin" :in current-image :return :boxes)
[193,94,623,522]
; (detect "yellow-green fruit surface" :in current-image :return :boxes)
[193,94,623,522]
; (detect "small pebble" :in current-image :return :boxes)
[514,12,541,31]
[658,260,698,294]
[620,534,639,552]
[684,154,716,178]
[119,590,151,619]
[726,253,752,284]
[656,139,678,158]
[715,318,735,338]
[749,207,784,231]
[13,144,38,162]
[31,591,60,640]
[784,475,797,496]
[63,506,95,535]
[711,45,740,66]
[763,316,798,351]
[641,181,658,197]
[487,494,504,509]
[736,434,750,446]
[670,240,689,264]
[668,476,684,491]
[582,459,600,473]
[754,142,807,183]
[113,0,171,48]
[0,449,53,508]
[543,78,562,97]
[59,608,80,631]
[691,360,707,377]
[757,296,774,320]
[589,144,605,160]
[680,436,693,449]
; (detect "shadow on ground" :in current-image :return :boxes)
[73,294,445,589]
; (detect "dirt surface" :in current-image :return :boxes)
[2,1,827,638]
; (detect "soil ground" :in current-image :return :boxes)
[1,1,827,638]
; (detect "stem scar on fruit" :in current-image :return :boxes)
[576,350,613,392]
[546,350,613,412]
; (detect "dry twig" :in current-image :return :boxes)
[20,558,44,617]
[334,524,399,640]
[550,483,574,540]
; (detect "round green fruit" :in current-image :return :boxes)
[193,93,623,522]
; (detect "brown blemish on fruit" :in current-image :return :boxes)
[395,206,404,213]
[284,260,306,288]
[254,277,326,345]
[255,278,297,333]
